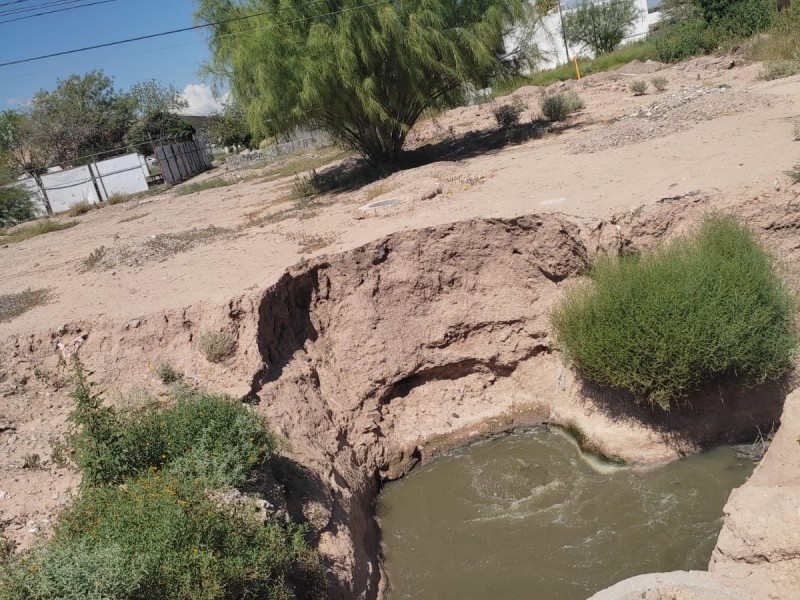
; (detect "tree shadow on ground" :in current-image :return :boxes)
[576,373,795,457]
[310,119,583,194]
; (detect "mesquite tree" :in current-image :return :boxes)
[562,0,640,55]
[196,0,536,166]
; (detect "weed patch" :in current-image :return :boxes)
[117,212,149,224]
[295,234,335,254]
[0,219,77,244]
[788,164,800,184]
[174,177,233,196]
[552,216,797,408]
[106,193,132,205]
[0,288,51,322]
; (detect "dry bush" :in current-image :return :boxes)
[67,201,94,217]
[651,76,668,91]
[540,91,584,122]
[198,331,236,363]
[630,80,648,96]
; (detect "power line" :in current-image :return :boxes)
[0,0,124,24]
[0,0,390,68]
[0,0,102,17]
[0,0,48,9]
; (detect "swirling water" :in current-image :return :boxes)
[378,427,754,600]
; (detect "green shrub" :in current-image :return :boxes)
[1,361,325,600]
[1,477,324,600]
[788,164,800,184]
[651,76,668,91]
[198,331,236,363]
[653,19,718,63]
[0,186,37,228]
[707,0,776,39]
[68,359,273,487]
[540,91,585,122]
[0,542,145,600]
[630,80,648,95]
[552,216,797,408]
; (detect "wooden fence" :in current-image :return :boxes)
[154,139,213,185]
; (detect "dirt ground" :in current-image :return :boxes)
[1,53,800,567]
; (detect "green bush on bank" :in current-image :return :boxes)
[552,216,796,408]
[0,359,325,600]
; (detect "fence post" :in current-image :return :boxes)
[93,160,110,202]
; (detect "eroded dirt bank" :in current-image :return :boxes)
[2,199,800,599]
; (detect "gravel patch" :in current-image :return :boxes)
[571,86,768,153]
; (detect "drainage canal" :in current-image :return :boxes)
[378,427,754,600]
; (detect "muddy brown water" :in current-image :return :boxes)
[378,427,755,600]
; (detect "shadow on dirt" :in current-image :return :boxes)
[310,119,582,194]
[576,373,794,457]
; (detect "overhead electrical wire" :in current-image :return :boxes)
[0,0,109,17]
[0,0,391,68]
[0,0,124,24]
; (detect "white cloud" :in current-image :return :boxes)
[178,83,229,116]
[6,97,26,107]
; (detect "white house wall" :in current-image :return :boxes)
[511,0,660,72]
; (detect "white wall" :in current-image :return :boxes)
[509,0,661,72]
[40,166,100,213]
[89,153,149,201]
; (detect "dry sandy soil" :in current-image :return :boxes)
[1,54,800,599]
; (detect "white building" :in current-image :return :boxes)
[508,0,662,72]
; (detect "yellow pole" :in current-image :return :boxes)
[573,56,581,80]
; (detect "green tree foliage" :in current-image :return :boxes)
[0,185,36,228]
[562,0,641,55]
[125,111,196,155]
[128,79,188,119]
[552,216,797,408]
[0,110,52,213]
[196,0,536,166]
[28,71,136,165]
[208,105,254,149]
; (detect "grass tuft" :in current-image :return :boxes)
[787,164,800,184]
[174,177,233,196]
[0,288,51,322]
[0,219,77,244]
[66,201,94,217]
[552,216,797,408]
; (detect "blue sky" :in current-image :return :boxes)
[0,0,664,113]
[0,0,221,113]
